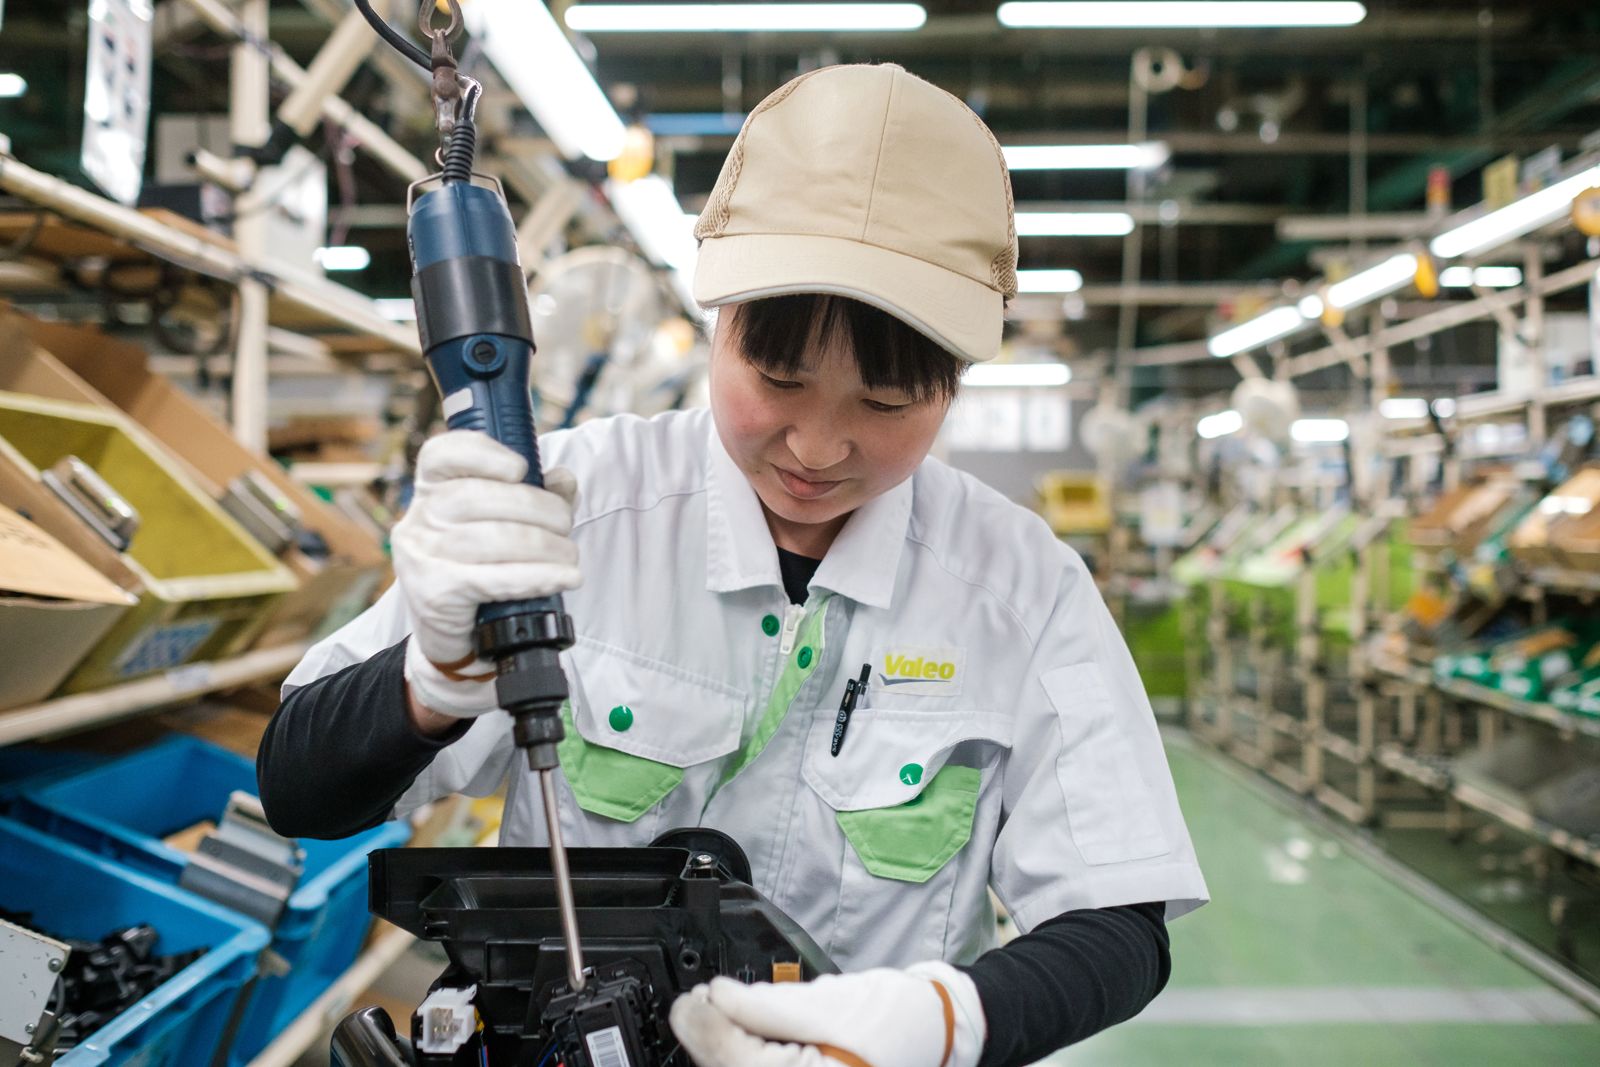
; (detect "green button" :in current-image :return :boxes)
[797,646,814,669]
[898,763,923,786]
[609,705,635,732]
[762,614,780,637]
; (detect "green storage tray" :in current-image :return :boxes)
[1219,512,1357,646]
[1124,599,1187,700]
[0,391,295,690]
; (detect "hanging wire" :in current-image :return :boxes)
[352,0,430,70]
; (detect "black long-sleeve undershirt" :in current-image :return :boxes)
[963,900,1170,1066]
[258,642,1171,1063]
[256,639,467,838]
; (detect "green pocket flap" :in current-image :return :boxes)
[558,704,685,823]
[835,765,981,883]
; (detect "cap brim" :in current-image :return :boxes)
[693,232,1002,364]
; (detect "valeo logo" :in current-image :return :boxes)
[880,653,958,686]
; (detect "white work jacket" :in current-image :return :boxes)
[286,407,1208,971]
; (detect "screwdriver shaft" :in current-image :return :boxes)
[539,766,586,991]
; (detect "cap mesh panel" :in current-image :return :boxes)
[695,69,826,240]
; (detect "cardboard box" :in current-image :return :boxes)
[1556,505,1600,573]
[1411,479,1522,556]
[0,392,296,691]
[1508,466,1600,571]
[0,312,389,646]
[0,503,135,709]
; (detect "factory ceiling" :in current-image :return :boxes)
[3,1,1599,397]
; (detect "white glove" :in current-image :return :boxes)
[669,963,986,1067]
[391,431,581,718]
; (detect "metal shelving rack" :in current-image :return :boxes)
[0,644,308,746]
[1376,745,1600,868]
[1174,152,1600,967]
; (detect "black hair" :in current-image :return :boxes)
[721,294,964,404]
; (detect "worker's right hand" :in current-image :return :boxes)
[392,431,582,719]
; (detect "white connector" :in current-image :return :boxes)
[418,985,479,1054]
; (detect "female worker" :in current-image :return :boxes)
[260,64,1207,1067]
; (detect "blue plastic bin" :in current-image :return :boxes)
[0,745,106,808]
[17,736,411,1064]
[0,816,268,1067]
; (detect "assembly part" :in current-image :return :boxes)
[220,470,305,556]
[41,456,139,551]
[417,984,477,1054]
[330,1005,413,1067]
[0,918,68,1048]
[361,844,835,1064]
[177,790,304,928]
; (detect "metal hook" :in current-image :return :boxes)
[418,0,463,44]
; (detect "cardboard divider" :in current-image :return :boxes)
[0,503,135,709]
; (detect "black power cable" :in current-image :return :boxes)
[353,0,430,71]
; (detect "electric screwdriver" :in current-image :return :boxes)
[408,177,576,761]
[356,0,587,992]
[406,122,588,992]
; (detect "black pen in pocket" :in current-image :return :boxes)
[830,663,872,757]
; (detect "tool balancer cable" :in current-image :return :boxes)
[352,0,430,71]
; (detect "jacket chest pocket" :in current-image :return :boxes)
[559,639,747,824]
[804,708,1011,883]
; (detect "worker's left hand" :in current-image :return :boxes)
[669,962,985,1067]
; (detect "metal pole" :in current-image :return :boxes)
[182,0,428,183]
[276,0,388,139]
[539,769,587,990]
[1350,74,1369,258]
[1113,57,1150,406]
[230,0,271,453]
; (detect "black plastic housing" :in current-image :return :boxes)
[365,845,836,1066]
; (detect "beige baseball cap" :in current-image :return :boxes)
[693,63,1018,364]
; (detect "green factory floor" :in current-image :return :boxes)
[1049,738,1600,1066]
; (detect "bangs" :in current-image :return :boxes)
[722,294,964,403]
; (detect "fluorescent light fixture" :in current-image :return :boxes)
[1016,269,1085,293]
[1431,164,1600,259]
[1379,397,1429,419]
[607,175,698,271]
[1325,252,1417,310]
[963,362,1072,388]
[375,298,417,322]
[0,74,26,98]
[1002,143,1169,170]
[997,2,1367,28]
[1208,305,1306,358]
[1016,212,1136,237]
[1297,294,1325,318]
[461,0,627,161]
[565,3,926,32]
[1439,265,1524,288]
[314,245,370,271]
[1197,409,1243,439]
[1291,418,1350,443]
